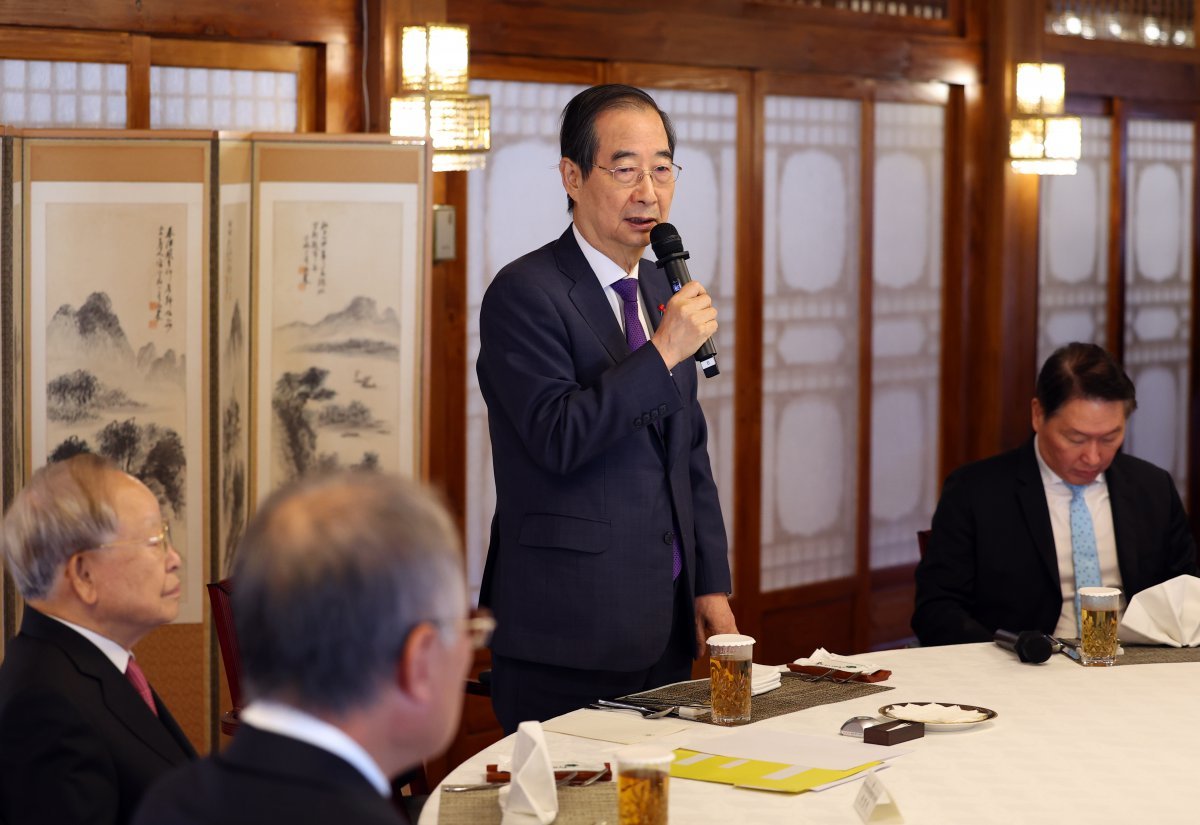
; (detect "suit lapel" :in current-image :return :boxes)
[639,260,688,469]
[556,229,675,461]
[554,229,629,365]
[23,608,194,764]
[1104,454,1141,588]
[1015,440,1060,588]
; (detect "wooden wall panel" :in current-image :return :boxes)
[450,0,981,85]
[0,5,363,132]
[0,1,360,45]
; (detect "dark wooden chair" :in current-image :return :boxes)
[205,578,244,737]
[466,668,492,697]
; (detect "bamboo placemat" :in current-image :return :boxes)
[438,782,617,824]
[1115,645,1200,666]
[620,674,894,725]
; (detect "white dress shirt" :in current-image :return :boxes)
[1033,435,1124,637]
[572,223,654,341]
[239,700,391,796]
[48,614,132,674]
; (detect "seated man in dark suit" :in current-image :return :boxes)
[914,342,1199,646]
[0,454,196,825]
[134,471,485,825]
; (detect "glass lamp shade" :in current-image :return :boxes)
[1043,116,1082,160]
[1015,63,1066,116]
[1011,159,1078,175]
[1009,116,1046,160]
[401,24,470,93]
[390,92,491,172]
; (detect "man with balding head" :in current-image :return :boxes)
[0,453,195,825]
[134,470,483,825]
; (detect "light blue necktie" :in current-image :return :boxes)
[1067,483,1102,636]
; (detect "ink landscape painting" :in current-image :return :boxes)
[257,185,420,495]
[32,184,204,622]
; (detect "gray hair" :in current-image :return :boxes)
[1,454,123,599]
[233,470,466,713]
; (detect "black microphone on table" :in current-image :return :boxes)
[993,629,1060,664]
[650,222,720,378]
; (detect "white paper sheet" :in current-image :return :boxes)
[673,729,911,771]
[542,709,692,744]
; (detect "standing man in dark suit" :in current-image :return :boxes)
[477,84,737,733]
[134,471,483,825]
[913,342,1199,646]
[0,453,196,825]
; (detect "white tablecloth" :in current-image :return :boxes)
[422,643,1200,824]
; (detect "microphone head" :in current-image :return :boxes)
[650,222,684,259]
[1014,631,1054,664]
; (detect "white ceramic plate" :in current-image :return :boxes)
[878,701,997,731]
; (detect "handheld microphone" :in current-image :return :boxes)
[993,629,1057,664]
[650,222,719,378]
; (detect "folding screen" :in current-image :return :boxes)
[20,130,213,745]
[216,137,251,577]
[250,136,428,505]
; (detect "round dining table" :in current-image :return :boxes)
[421,642,1200,824]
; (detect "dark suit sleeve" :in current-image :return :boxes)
[0,688,119,825]
[687,387,731,597]
[1158,474,1199,580]
[478,270,684,476]
[912,467,994,646]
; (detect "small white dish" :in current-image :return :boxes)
[878,701,997,731]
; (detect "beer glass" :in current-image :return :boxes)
[707,633,755,725]
[615,744,673,825]
[1079,586,1121,666]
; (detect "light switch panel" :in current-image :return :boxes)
[433,204,457,261]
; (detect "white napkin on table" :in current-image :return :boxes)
[497,721,558,825]
[889,703,987,724]
[1119,574,1200,647]
[752,663,782,695]
[792,647,885,675]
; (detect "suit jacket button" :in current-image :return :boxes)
[633,417,643,429]
[659,404,668,414]
[663,531,675,544]
[650,409,659,420]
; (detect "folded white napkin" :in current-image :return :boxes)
[792,647,884,675]
[497,721,558,825]
[1119,574,1200,647]
[889,703,987,724]
[751,663,782,696]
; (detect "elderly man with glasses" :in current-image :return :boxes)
[134,470,485,825]
[0,453,195,825]
[477,83,738,734]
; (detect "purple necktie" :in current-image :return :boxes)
[125,658,158,717]
[612,277,682,580]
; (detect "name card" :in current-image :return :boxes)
[854,770,904,824]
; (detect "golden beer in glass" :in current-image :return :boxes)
[707,634,755,725]
[615,745,673,825]
[1078,586,1121,666]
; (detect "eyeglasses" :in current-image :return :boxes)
[593,162,682,187]
[89,522,175,556]
[434,607,496,650]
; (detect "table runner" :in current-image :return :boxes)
[1115,645,1200,666]
[438,782,616,824]
[620,673,894,725]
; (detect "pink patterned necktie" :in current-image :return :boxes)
[611,277,683,580]
[125,658,158,717]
